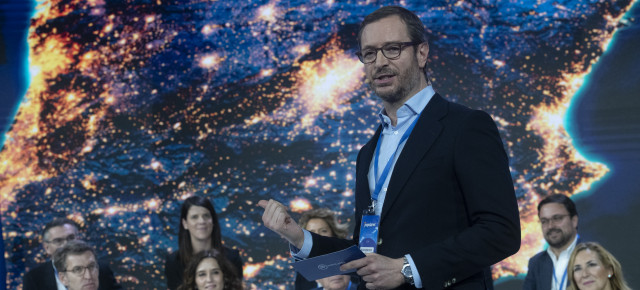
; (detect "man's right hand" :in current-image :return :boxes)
[257,199,305,249]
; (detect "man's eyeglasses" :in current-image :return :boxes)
[44,234,77,246]
[355,42,421,64]
[63,262,98,276]
[540,214,569,226]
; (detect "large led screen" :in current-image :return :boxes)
[1,0,639,289]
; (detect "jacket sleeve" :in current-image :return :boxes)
[22,270,37,290]
[414,110,521,288]
[523,256,537,290]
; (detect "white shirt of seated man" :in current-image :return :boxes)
[58,251,99,290]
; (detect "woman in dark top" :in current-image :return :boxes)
[165,196,243,290]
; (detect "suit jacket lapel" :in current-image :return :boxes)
[380,94,447,221]
[541,252,553,287]
[46,261,59,289]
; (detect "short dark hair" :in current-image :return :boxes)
[538,194,578,217]
[52,240,96,272]
[42,218,79,240]
[357,6,428,48]
[357,6,429,77]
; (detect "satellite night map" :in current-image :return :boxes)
[1,0,639,289]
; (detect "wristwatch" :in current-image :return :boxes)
[401,256,415,285]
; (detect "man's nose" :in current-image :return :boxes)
[83,267,93,279]
[374,50,390,66]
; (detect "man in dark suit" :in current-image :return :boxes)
[53,240,103,290]
[523,194,580,290]
[22,218,121,290]
[259,5,520,289]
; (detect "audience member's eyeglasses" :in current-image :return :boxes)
[356,41,421,64]
[63,262,98,276]
[540,214,569,226]
[44,234,77,246]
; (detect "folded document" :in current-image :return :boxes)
[292,245,366,281]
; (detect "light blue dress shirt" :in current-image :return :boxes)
[293,86,436,289]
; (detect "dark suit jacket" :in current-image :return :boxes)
[522,251,553,290]
[309,94,521,289]
[523,237,581,290]
[23,259,122,290]
[164,246,243,290]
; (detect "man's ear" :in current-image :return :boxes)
[43,242,51,255]
[417,42,429,70]
[59,272,69,287]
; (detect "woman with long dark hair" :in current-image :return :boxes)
[177,249,242,290]
[165,196,243,290]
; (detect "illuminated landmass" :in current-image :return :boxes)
[1,0,636,288]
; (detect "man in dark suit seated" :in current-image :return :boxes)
[22,218,122,290]
[259,5,521,289]
[523,194,581,290]
[53,240,102,290]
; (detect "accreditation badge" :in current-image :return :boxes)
[358,214,380,253]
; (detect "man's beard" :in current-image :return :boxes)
[369,64,421,105]
[545,228,573,249]
[371,69,409,104]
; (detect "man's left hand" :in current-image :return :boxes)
[341,253,405,289]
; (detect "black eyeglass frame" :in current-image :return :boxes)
[62,262,98,276]
[355,41,422,64]
[43,234,77,246]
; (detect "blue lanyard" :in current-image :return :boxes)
[372,112,421,201]
[552,267,568,290]
[551,234,578,290]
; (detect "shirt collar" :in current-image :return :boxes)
[52,260,66,290]
[378,85,435,128]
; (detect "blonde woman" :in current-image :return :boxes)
[567,242,631,290]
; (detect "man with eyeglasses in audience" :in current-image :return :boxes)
[524,194,581,290]
[22,218,121,290]
[53,240,101,290]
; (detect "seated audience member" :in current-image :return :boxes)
[567,242,631,290]
[178,249,243,290]
[22,218,121,290]
[166,196,243,290]
[296,208,357,290]
[524,194,581,290]
[53,240,101,290]
[315,274,357,290]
